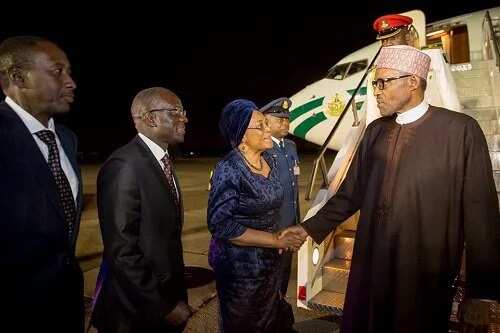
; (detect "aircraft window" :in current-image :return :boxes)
[347,59,368,76]
[326,63,350,80]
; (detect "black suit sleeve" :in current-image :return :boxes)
[301,134,365,244]
[97,158,175,318]
[462,119,500,300]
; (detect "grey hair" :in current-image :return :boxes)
[131,87,177,118]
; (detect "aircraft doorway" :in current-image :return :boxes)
[427,25,470,64]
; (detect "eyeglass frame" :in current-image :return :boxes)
[147,108,186,117]
[247,121,271,131]
[371,74,412,90]
[132,107,187,120]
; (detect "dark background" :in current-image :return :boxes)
[1,2,498,159]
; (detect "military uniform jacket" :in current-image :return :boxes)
[268,138,300,229]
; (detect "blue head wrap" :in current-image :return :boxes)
[219,99,257,148]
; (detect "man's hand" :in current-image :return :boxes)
[458,298,495,333]
[164,301,193,327]
[276,225,309,253]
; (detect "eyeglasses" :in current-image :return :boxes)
[371,74,412,90]
[132,108,187,120]
[147,107,187,118]
[247,121,271,131]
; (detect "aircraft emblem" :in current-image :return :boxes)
[325,93,345,117]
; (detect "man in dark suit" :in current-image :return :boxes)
[91,87,191,333]
[261,97,300,297]
[0,36,83,332]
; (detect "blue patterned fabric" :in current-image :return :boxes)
[207,149,284,332]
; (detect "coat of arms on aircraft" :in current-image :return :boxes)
[325,93,345,117]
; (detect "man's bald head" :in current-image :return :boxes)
[131,87,187,148]
[131,87,179,120]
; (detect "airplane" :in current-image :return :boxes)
[289,7,499,149]
[290,6,500,327]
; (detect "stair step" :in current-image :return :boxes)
[455,78,492,96]
[463,107,498,121]
[308,290,345,316]
[333,230,356,260]
[479,119,500,136]
[492,152,500,170]
[460,96,496,109]
[463,60,494,70]
[323,259,351,294]
[486,135,500,152]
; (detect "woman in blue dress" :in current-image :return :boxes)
[207,99,303,332]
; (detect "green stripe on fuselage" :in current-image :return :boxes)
[290,93,365,139]
[293,112,327,138]
[289,97,324,122]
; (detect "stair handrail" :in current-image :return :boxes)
[484,10,500,68]
[305,46,382,200]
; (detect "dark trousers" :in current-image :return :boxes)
[280,252,293,296]
[6,261,84,333]
[278,252,297,332]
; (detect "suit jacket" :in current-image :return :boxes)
[0,101,84,332]
[268,138,300,229]
[92,136,187,333]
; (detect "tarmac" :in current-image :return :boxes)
[77,154,341,332]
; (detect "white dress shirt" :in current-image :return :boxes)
[395,100,429,125]
[6,97,79,201]
[138,133,179,197]
[271,136,284,148]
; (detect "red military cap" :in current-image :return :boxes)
[373,14,413,40]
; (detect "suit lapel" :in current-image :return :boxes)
[135,136,171,190]
[56,127,83,212]
[56,126,83,246]
[134,136,182,221]
[269,141,280,159]
[3,105,66,223]
[172,169,184,225]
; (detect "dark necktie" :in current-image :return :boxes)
[279,140,285,149]
[35,130,76,242]
[160,154,180,208]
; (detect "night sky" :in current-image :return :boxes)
[1,2,498,159]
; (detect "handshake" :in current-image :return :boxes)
[274,225,309,253]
